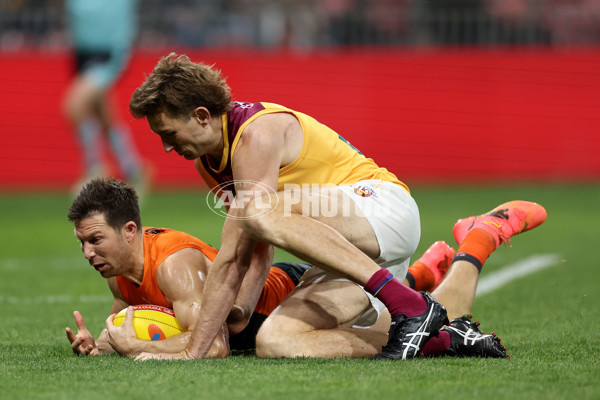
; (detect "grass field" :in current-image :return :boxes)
[1,184,599,399]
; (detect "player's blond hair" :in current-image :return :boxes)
[129,52,232,119]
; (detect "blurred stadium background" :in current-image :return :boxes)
[1,0,599,190]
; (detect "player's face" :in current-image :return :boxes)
[147,112,211,160]
[74,213,132,279]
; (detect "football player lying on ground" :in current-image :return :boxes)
[65,178,452,357]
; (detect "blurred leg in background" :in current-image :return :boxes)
[62,0,149,196]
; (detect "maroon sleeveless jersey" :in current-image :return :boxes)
[198,101,265,195]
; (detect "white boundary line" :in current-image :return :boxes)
[0,295,111,305]
[1,254,561,304]
[476,253,561,297]
[1,256,83,270]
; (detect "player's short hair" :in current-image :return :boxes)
[129,52,232,120]
[68,177,142,232]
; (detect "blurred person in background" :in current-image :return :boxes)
[62,0,148,194]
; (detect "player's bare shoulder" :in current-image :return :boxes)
[243,113,303,168]
[156,247,210,289]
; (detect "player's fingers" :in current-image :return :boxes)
[89,347,101,357]
[66,327,76,343]
[134,352,151,361]
[105,313,116,330]
[125,306,134,324]
[82,344,95,355]
[71,337,84,352]
[73,311,86,330]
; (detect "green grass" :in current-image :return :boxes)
[1,184,599,399]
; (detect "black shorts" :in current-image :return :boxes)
[271,261,311,285]
[73,50,111,75]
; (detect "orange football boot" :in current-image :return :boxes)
[453,200,547,249]
[416,241,455,290]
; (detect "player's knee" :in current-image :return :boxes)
[241,196,278,240]
[255,319,294,358]
[239,213,269,242]
[255,320,280,358]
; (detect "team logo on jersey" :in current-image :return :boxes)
[235,101,254,109]
[353,185,377,198]
[206,180,278,220]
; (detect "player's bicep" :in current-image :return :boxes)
[157,252,230,357]
[156,249,206,331]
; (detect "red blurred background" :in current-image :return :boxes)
[1,48,599,190]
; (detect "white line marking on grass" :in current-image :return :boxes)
[0,295,111,305]
[476,254,561,297]
[2,255,561,303]
[0,256,83,271]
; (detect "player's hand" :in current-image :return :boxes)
[134,349,194,361]
[66,311,101,356]
[105,306,140,356]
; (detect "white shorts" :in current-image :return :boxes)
[298,180,421,328]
